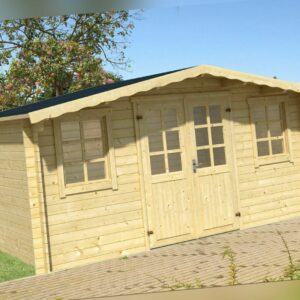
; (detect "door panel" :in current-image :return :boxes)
[137,98,194,248]
[185,93,239,235]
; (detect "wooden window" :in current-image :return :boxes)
[193,104,227,169]
[145,106,183,176]
[248,96,292,166]
[54,109,117,197]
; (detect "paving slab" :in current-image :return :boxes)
[0,217,300,300]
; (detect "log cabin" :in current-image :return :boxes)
[0,65,300,274]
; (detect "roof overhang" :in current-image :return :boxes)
[2,65,300,124]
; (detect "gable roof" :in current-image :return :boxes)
[1,64,300,124]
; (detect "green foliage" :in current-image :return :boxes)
[223,246,239,285]
[147,274,202,291]
[276,230,300,280]
[0,250,34,282]
[0,11,138,109]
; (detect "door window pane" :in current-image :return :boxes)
[87,161,105,181]
[195,128,209,146]
[252,105,266,122]
[146,110,162,133]
[197,149,211,168]
[166,131,180,150]
[148,133,164,152]
[213,147,226,166]
[193,106,207,125]
[211,126,224,145]
[255,123,268,139]
[82,119,102,139]
[257,141,270,156]
[163,108,178,130]
[267,104,281,121]
[269,121,282,137]
[168,153,182,172]
[272,139,284,154]
[150,155,166,175]
[209,105,222,124]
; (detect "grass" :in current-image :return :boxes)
[223,246,239,285]
[147,274,202,291]
[0,251,35,282]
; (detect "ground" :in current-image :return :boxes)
[0,217,300,300]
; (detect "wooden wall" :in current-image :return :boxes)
[37,99,146,271]
[0,120,34,265]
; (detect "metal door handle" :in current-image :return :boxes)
[192,159,197,173]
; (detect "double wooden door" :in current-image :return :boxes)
[135,93,239,248]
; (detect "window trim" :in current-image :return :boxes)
[248,95,293,168]
[53,108,117,198]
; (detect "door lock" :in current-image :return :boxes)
[147,230,154,235]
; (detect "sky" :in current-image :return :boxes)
[105,0,300,82]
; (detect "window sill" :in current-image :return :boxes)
[254,154,293,168]
[63,180,114,197]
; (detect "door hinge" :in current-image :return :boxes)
[136,115,143,120]
[235,212,241,217]
[225,107,231,112]
[147,230,154,235]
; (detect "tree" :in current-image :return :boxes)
[0,12,137,109]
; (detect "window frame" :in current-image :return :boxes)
[54,108,117,198]
[248,95,293,168]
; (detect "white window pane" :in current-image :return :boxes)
[255,122,268,139]
[84,139,104,160]
[213,147,226,166]
[193,106,207,125]
[64,163,84,184]
[150,155,165,175]
[195,128,209,147]
[166,131,180,150]
[148,133,164,152]
[257,141,269,156]
[272,139,284,155]
[87,161,105,181]
[197,149,211,168]
[61,121,80,141]
[62,141,82,163]
[82,119,102,139]
[211,126,224,145]
[168,152,182,172]
[209,105,222,124]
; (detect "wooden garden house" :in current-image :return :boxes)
[0,65,300,274]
